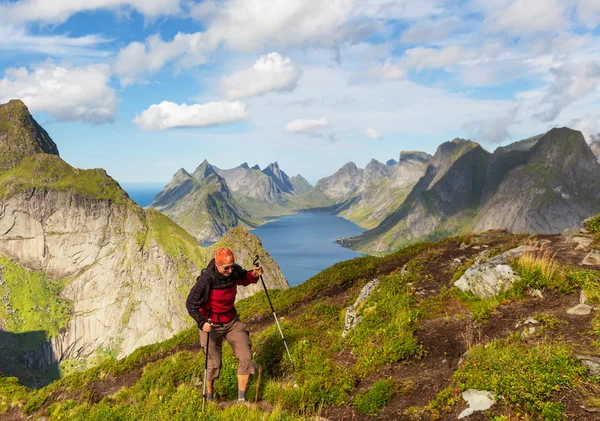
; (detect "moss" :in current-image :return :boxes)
[0,154,128,204]
[0,256,71,346]
[0,375,30,414]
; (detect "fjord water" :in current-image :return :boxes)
[251,212,364,286]
[122,184,365,287]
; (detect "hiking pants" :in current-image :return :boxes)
[199,316,255,381]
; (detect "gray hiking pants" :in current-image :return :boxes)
[199,316,255,381]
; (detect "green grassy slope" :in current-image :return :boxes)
[3,224,599,420]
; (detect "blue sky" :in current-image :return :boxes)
[1,0,599,186]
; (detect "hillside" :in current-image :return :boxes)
[0,99,288,388]
[2,214,599,420]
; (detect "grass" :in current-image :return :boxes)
[347,272,423,373]
[454,335,586,420]
[0,154,128,204]
[0,256,71,347]
[353,378,397,416]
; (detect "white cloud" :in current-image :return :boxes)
[0,61,117,124]
[400,19,457,44]
[113,32,206,86]
[221,53,303,100]
[404,45,466,70]
[349,60,405,84]
[0,25,111,57]
[576,0,600,28]
[364,128,382,139]
[462,108,518,144]
[536,61,600,121]
[485,0,570,35]
[284,117,329,134]
[133,100,249,131]
[568,116,600,143]
[0,0,181,24]
[202,0,378,52]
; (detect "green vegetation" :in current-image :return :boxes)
[0,154,128,204]
[0,256,71,347]
[454,335,585,418]
[353,379,396,416]
[2,232,598,421]
[0,374,30,414]
[348,272,423,372]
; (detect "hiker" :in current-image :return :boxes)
[186,247,263,403]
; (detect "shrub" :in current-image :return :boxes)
[353,379,396,416]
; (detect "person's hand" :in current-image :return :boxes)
[253,265,263,277]
[202,321,212,332]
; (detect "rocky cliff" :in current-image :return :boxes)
[0,100,289,381]
[341,129,600,253]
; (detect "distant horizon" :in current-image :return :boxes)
[2,1,599,185]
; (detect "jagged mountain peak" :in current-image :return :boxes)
[191,159,216,182]
[262,161,294,194]
[0,99,59,170]
[529,127,595,167]
[399,151,432,164]
[238,162,250,169]
[386,159,398,167]
[251,164,261,170]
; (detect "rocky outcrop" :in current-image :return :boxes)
[0,100,59,170]
[342,278,380,337]
[314,162,363,201]
[454,246,536,299]
[590,135,600,163]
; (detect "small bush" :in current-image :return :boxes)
[353,379,396,416]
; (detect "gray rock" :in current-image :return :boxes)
[342,278,380,337]
[454,246,536,299]
[576,355,600,377]
[566,304,593,315]
[458,389,496,419]
[582,250,600,266]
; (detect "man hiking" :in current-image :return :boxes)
[186,247,263,403]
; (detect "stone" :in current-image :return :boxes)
[454,246,537,299]
[576,355,600,377]
[342,278,380,337]
[571,235,594,251]
[581,290,589,305]
[566,304,593,316]
[458,389,495,419]
[582,250,600,266]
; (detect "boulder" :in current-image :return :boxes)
[454,245,536,299]
[342,278,380,338]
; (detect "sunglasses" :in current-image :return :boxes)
[219,264,234,270]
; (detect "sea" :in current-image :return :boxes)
[122,183,365,287]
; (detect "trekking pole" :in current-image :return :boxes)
[201,319,212,411]
[253,255,294,370]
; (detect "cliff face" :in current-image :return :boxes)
[473,128,600,233]
[341,129,600,253]
[0,100,289,378]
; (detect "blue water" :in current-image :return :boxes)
[122,185,365,286]
[121,183,164,207]
[251,212,364,286]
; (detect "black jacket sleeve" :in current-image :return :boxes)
[186,276,210,329]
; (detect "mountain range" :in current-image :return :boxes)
[151,128,600,254]
[0,99,288,386]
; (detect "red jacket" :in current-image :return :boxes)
[186,258,259,327]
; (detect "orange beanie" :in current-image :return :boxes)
[215,247,235,265]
